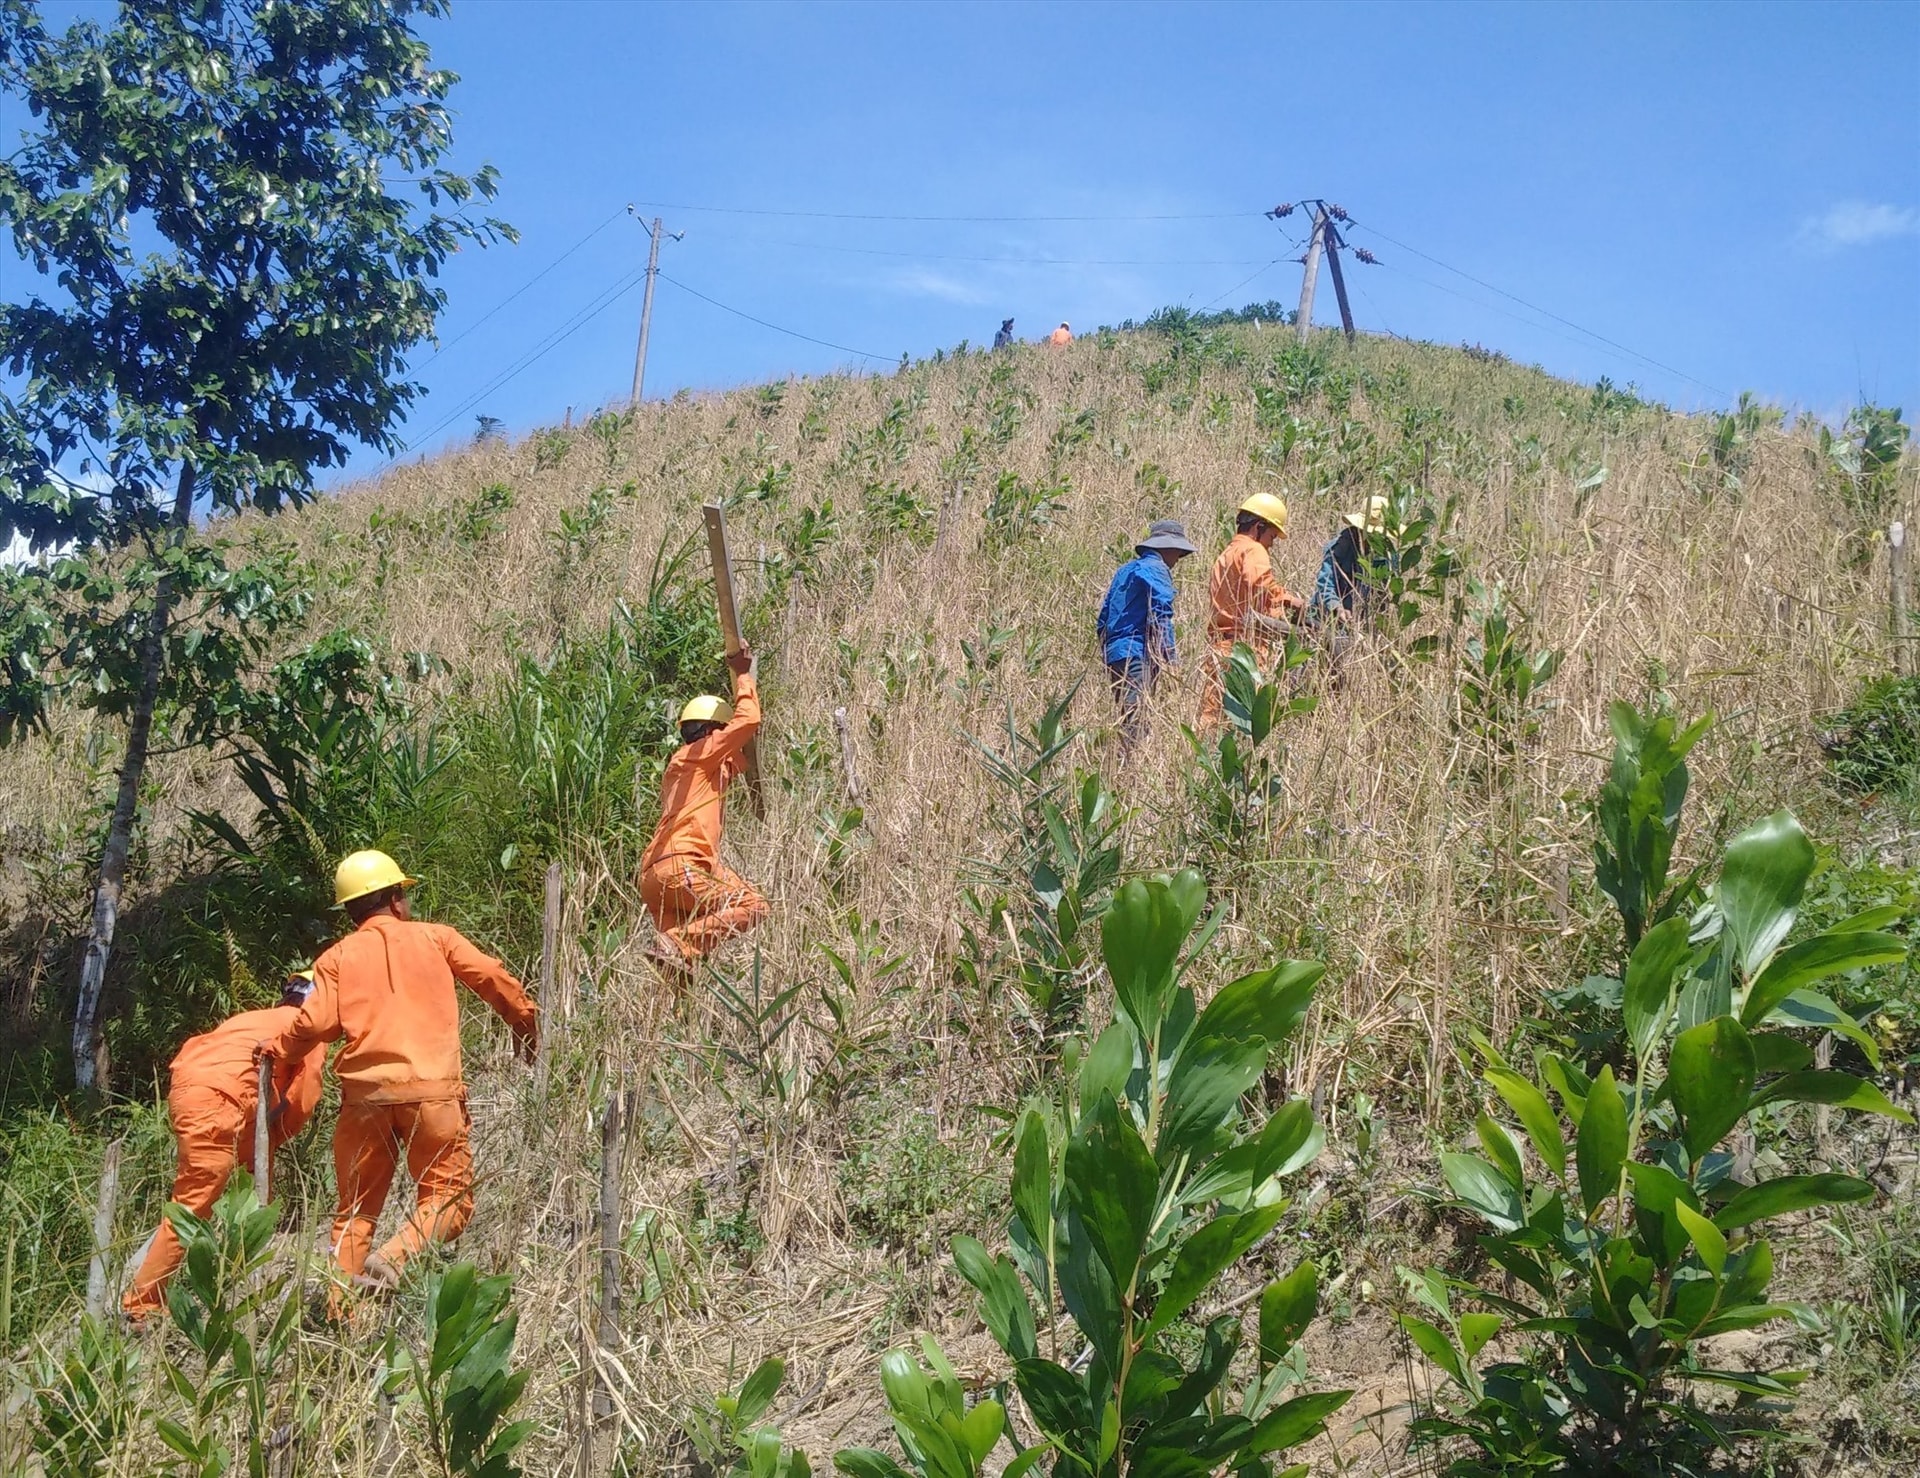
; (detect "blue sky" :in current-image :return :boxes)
[19,1,1920,480]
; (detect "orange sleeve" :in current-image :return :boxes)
[271,1043,327,1146]
[435,924,538,1049]
[1250,544,1304,615]
[266,961,343,1061]
[707,671,761,763]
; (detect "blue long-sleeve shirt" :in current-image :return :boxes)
[1097,553,1178,668]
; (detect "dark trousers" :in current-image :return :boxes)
[1106,657,1155,750]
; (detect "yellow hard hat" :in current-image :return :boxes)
[283,968,315,1002]
[1345,495,1390,533]
[333,849,418,907]
[680,695,734,726]
[1238,492,1290,536]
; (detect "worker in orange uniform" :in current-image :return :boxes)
[1198,492,1306,728]
[1046,321,1072,347]
[123,970,327,1322]
[640,643,767,972]
[264,850,537,1296]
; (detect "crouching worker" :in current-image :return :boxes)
[641,644,768,972]
[264,849,537,1297]
[122,971,326,1322]
[1199,493,1305,728]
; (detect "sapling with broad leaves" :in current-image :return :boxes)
[1184,639,1315,858]
[1592,701,1714,953]
[1402,809,1913,1474]
[380,1263,535,1478]
[683,1356,811,1478]
[843,870,1350,1478]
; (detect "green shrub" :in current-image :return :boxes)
[380,1262,536,1478]
[1824,674,1920,796]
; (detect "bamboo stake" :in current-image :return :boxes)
[84,1137,124,1319]
[703,503,765,817]
[591,1080,625,1431]
[254,1055,272,1199]
[832,706,863,804]
[535,861,564,1104]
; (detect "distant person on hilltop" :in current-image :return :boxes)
[1047,321,1072,347]
[1198,493,1304,728]
[122,971,326,1322]
[993,317,1015,350]
[1097,519,1195,751]
[640,644,768,975]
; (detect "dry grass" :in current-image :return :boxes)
[3,326,1914,1475]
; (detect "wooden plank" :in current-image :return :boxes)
[702,503,765,817]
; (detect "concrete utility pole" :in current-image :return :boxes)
[1295,206,1326,344]
[629,212,680,406]
[1321,220,1357,344]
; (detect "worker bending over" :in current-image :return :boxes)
[1199,493,1305,728]
[1309,494,1390,628]
[641,644,767,970]
[265,850,537,1295]
[122,972,326,1321]
[1097,520,1195,751]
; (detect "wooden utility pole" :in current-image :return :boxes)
[629,215,679,406]
[1892,521,1911,676]
[702,503,765,816]
[1322,222,1358,344]
[1295,207,1327,343]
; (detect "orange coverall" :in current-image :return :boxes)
[123,1006,325,1317]
[1046,325,1073,347]
[640,671,768,961]
[1198,532,1304,727]
[266,917,537,1283]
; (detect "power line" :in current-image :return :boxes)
[629,198,1258,224]
[1194,258,1287,312]
[411,205,629,373]
[658,272,895,363]
[731,236,1272,267]
[1346,218,1728,397]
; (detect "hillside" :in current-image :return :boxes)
[4,322,1918,1476]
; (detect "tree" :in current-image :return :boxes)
[0,0,512,1095]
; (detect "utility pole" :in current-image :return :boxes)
[629,211,680,406]
[1268,198,1373,345]
[1295,206,1326,344]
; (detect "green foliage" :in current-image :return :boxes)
[381,1262,535,1478]
[1372,485,1465,654]
[684,1357,811,1478]
[153,1173,301,1478]
[1824,673,1920,796]
[835,1339,1011,1478]
[1593,701,1713,952]
[31,1313,143,1478]
[1184,640,1316,859]
[1404,809,1913,1474]
[1816,404,1911,527]
[947,870,1348,1477]
[960,691,1124,1030]
[1697,393,1781,496]
[1457,578,1561,747]
[982,470,1069,550]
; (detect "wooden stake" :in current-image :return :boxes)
[592,1082,625,1425]
[535,860,564,1103]
[84,1137,124,1319]
[832,706,863,804]
[1891,521,1910,677]
[254,1055,272,1200]
[702,503,765,817]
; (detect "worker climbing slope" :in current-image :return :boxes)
[1199,493,1305,728]
[264,849,537,1296]
[641,642,767,969]
[1097,519,1195,751]
[1046,321,1072,347]
[122,971,327,1321]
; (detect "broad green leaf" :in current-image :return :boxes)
[999,1447,1050,1478]
[1716,811,1814,978]
[1539,1053,1591,1127]
[1695,1304,1804,1338]
[1668,1017,1756,1162]
[1079,1023,1134,1115]
[1749,1031,1814,1077]
[1674,1202,1726,1277]
[1183,1099,1322,1205]
[1141,1202,1286,1341]
[1623,917,1692,1062]
[1475,1110,1523,1189]
[952,1237,1038,1361]
[1259,1261,1319,1370]
[1244,1390,1352,1454]
[1103,872,1207,1037]
[834,1450,912,1478]
[1459,1312,1503,1363]
[1441,1152,1524,1232]
[1714,1174,1874,1231]
[1626,1161,1699,1268]
[1011,1110,1055,1255]
[1774,990,1884,1069]
[957,1400,1005,1465]
[1484,1067,1566,1181]
[1743,929,1906,1027]
[1161,1034,1273,1159]
[1398,1314,1466,1386]
[1059,1220,1124,1373]
[1575,1065,1629,1219]
[1190,961,1322,1049]
[1749,1071,1914,1123]
[736,1357,785,1427]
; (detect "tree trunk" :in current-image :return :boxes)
[71,461,196,1098]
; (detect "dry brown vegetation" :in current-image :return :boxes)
[4,325,1916,1475]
